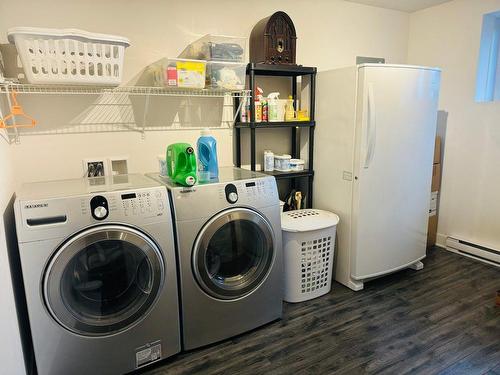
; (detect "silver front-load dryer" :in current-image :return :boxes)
[15,175,180,375]
[147,167,283,350]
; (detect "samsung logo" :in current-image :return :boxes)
[25,203,48,209]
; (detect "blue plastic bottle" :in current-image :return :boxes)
[197,128,219,182]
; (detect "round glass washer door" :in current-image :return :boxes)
[43,225,164,336]
[193,208,275,300]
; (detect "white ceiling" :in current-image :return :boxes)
[344,0,453,12]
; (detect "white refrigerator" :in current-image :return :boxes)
[314,64,441,291]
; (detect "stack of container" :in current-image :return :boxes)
[152,35,247,90]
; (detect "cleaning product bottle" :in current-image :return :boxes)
[255,87,263,123]
[240,95,248,122]
[267,92,280,122]
[245,95,251,122]
[264,150,274,172]
[166,143,197,186]
[285,95,295,121]
[262,98,268,122]
[197,128,219,182]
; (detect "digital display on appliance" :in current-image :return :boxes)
[121,193,137,200]
[245,182,256,187]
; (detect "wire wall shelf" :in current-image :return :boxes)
[0,84,250,97]
[0,83,249,143]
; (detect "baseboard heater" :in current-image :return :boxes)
[446,237,500,267]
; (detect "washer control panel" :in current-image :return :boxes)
[17,184,171,242]
[81,187,168,222]
[119,190,164,217]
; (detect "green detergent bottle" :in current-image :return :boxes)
[166,143,197,186]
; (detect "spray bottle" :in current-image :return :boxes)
[267,92,280,122]
[262,97,268,122]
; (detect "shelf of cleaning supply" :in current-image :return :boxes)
[235,121,315,128]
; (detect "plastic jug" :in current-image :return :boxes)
[166,143,197,186]
[285,95,295,121]
[197,128,219,182]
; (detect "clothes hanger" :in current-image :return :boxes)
[0,90,36,129]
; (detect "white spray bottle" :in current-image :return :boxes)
[267,92,280,122]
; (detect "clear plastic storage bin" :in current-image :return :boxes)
[179,34,247,62]
[206,61,246,90]
[281,209,340,303]
[152,58,206,89]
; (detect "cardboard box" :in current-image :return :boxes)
[431,163,441,192]
[434,136,442,164]
[427,211,438,247]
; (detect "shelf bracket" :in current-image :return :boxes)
[141,91,151,140]
[232,93,246,125]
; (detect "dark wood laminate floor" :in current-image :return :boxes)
[142,247,500,375]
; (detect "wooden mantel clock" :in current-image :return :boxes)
[249,11,297,65]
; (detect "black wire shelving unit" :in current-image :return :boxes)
[234,63,317,208]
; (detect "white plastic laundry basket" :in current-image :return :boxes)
[281,209,340,303]
[7,27,130,85]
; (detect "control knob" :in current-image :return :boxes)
[93,206,108,219]
[228,192,238,203]
[225,184,238,204]
[90,195,109,221]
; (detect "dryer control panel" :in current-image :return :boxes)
[172,176,279,221]
[217,179,276,204]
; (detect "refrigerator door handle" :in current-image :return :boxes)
[364,83,376,169]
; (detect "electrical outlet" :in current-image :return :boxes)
[109,156,129,176]
[83,158,107,178]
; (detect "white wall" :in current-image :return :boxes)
[0,0,409,185]
[408,0,500,249]
[0,134,24,374]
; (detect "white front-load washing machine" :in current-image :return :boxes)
[147,167,283,350]
[14,175,180,375]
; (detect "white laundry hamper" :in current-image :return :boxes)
[281,209,340,303]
